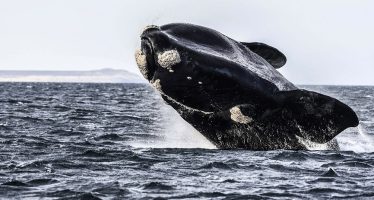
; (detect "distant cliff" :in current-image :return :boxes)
[0,68,145,83]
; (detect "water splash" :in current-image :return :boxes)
[296,136,334,151]
[130,102,216,149]
[156,104,216,148]
[358,124,374,142]
[337,124,374,153]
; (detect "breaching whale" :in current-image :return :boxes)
[135,23,359,150]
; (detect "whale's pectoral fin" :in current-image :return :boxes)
[276,89,359,143]
[241,42,287,69]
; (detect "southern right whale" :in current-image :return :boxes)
[135,23,359,150]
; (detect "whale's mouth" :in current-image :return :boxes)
[135,37,156,80]
[142,38,156,79]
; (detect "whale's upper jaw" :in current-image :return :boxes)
[135,31,157,80]
[135,25,162,81]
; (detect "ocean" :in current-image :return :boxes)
[0,82,373,199]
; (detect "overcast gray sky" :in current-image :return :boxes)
[0,0,373,85]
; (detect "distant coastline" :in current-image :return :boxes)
[0,68,145,83]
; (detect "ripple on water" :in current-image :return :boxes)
[47,129,85,136]
[198,161,237,170]
[27,179,58,186]
[1,180,29,187]
[46,190,102,200]
[321,168,339,177]
[321,160,373,168]
[91,182,130,197]
[143,182,174,190]
[93,133,123,141]
[271,151,309,161]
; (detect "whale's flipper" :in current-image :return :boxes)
[274,89,359,143]
[241,42,287,69]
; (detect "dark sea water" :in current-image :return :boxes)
[0,82,373,199]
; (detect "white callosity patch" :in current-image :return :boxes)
[229,106,253,124]
[151,79,162,91]
[135,49,147,68]
[157,50,181,69]
[135,49,148,78]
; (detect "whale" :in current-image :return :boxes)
[135,23,359,150]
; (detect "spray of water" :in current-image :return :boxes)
[153,104,216,148]
[337,123,374,153]
[296,136,331,151]
[130,103,216,149]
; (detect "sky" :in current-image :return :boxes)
[0,0,373,85]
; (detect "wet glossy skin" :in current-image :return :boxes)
[135,23,358,150]
[138,23,293,113]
